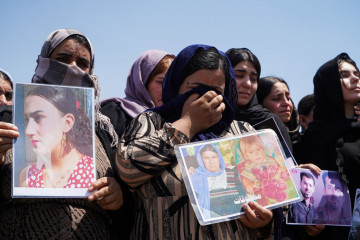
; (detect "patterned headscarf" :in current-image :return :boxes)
[31,28,118,147]
[101,50,174,118]
[0,67,14,89]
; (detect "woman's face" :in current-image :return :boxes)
[0,77,13,106]
[24,96,69,158]
[233,60,258,107]
[178,68,225,95]
[201,150,221,172]
[263,82,293,123]
[339,61,360,105]
[146,59,173,107]
[50,38,91,73]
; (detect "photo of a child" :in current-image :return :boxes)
[236,133,293,206]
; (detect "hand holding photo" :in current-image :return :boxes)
[12,83,95,197]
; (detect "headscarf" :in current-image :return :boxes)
[304,53,356,145]
[101,50,173,118]
[191,144,225,215]
[151,44,238,141]
[0,67,14,89]
[31,28,118,147]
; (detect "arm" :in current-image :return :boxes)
[19,167,27,187]
[116,112,190,189]
[116,91,225,189]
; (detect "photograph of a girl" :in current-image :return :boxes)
[14,84,95,193]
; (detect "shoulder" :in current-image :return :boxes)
[100,100,133,134]
[123,111,165,139]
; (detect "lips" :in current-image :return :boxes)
[31,140,39,148]
[279,109,291,114]
[238,92,250,97]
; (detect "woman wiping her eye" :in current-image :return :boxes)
[116,44,273,239]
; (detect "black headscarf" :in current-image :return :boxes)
[303,53,359,146]
[296,52,360,240]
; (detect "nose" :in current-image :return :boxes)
[25,118,36,137]
[69,60,78,68]
[281,97,292,107]
[237,77,251,90]
[351,74,360,83]
[0,94,7,106]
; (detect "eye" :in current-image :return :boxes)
[55,56,71,64]
[5,92,12,101]
[33,114,45,124]
[24,116,29,125]
[77,60,90,70]
[340,71,351,78]
[235,74,245,79]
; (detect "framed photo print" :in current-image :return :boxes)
[287,168,352,226]
[175,129,300,225]
[12,83,96,198]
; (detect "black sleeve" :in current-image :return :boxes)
[97,100,132,162]
[270,113,293,153]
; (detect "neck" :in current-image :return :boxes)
[304,198,311,207]
[51,148,83,171]
[344,102,355,119]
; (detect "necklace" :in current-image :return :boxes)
[45,168,73,188]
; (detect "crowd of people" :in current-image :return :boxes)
[0,28,359,240]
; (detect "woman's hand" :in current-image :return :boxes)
[88,177,124,210]
[172,91,225,139]
[298,164,321,175]
[238,201,273,228]
[354,105,360,121]
[0,122,19,165]
[304,225,325,236]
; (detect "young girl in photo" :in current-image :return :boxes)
[237,134,289,206]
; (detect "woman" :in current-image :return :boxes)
[225,48,293,153]
[0,68,14,165]
[100,50,174,158]
[0,68,13,106]
[0,29,127,239]
[18,86,94,188]
[294,53,360,239]
[116,44,273,239]
[191,144,243,220]
[257,76,300,144]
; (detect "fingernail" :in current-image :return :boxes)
[242,204,248,210]
[88,186,93,191]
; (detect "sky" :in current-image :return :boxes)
[1,0,360,106]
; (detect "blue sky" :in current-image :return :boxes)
[1,0,360,106]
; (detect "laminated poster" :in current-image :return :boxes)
[348,189,360,239]
[175,129,300,225]
[287,168,352,226]
[12,83,96,198]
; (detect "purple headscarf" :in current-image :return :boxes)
[102,50,174,118]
